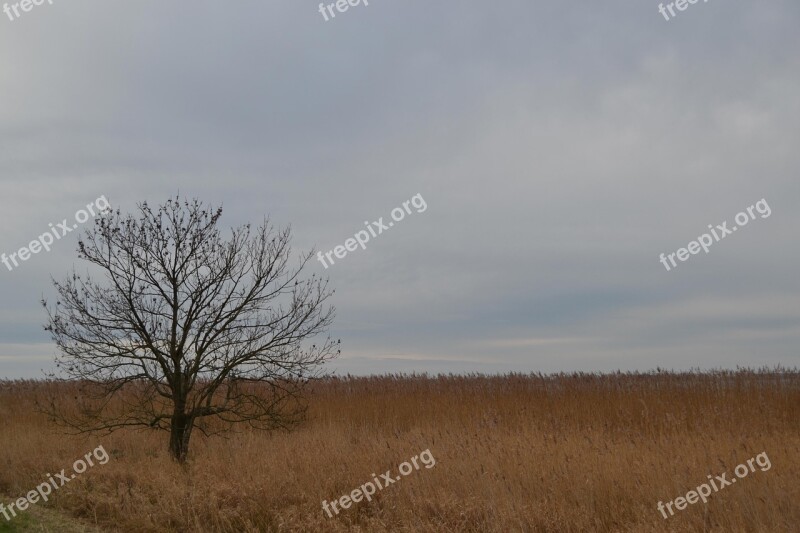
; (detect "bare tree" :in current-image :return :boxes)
[42,197,338,463]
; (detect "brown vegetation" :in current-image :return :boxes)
[1,369,798,532]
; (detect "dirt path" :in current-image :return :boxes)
[0,495,107,533]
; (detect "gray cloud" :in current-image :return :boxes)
[0,0,798,377]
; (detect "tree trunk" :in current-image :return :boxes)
[168,409,194,464]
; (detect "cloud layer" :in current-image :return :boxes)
[1,0,798,376]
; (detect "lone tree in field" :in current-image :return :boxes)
[42,197,337,463]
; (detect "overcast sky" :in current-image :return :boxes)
[1,0,798,378]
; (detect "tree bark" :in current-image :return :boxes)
[168,408,194,464]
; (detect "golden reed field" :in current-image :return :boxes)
[1,370,799,532]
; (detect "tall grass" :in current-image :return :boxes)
[0,369,798,531]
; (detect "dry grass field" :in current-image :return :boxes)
[0,370,798,532]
